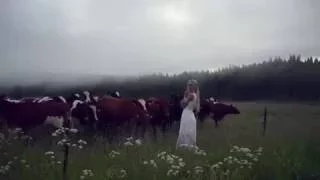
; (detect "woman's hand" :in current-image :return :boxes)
[187,94,195,101]
[180,98,188,108]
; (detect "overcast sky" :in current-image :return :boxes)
[0,0,319,78]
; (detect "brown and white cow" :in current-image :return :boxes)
[0,94,98,136]
[199,101,240,127]
[168,93,183,124]
[0,95,72,136]
[145,97,171,140]
[95,96,151,142]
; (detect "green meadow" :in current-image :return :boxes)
[1,102,320,180]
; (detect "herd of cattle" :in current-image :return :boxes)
[0,91,240,142]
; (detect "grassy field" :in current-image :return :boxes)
[1,102,320,180]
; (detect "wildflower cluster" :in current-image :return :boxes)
[0,156,30,175]
[80,169,94,179]
[229,146,263,168]
[193,165,204,175]
[71,139,88,149]
[44,151,62,165]
[106,168,128,179]
[52,128,87,150]
[108,150,121,159]
[177,144,207,156]
[210,145,264,176]
[157,151,186,177]
[0,161,12,175]
[119,169,127,178]
[123,137,142,147]
[7,128,32,143]
[143,159,158,168]
[51,127,78,137]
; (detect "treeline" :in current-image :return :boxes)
[2,54,320,101]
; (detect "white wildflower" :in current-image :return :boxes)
[109,150,121,158]
[194,166,204,174]
[119,169,127,178]
[240,147,251,153]
[78,139,87,145]
[246,153,254,158]
[257,147,263,153]
[210,164,220,170]
[123,141,133,146]
[150,160,158,168]
[143,161,148,165]
[179,162,186,167]
[135,139,142,146]
[224,170,230,176]
[20,159,26,164]
[69,128,78,133]
[44,151,55,156]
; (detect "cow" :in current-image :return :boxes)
[104,90,121,99]
[207,97,219,103]
[95,96,150,143]
[20,96,66,104]
[68,100,98,133]
[145,97,171,140]
[0,94,98,138]
[107,91,121,98]
[200,102,240,127]
[0,95,72,139]
[168,93,183,125]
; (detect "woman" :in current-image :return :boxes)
[176,79,200,150]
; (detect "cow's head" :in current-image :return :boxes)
[133,99,152,120]
[70,100,98,126]
[227,104,240,114]
[107,91,121,98]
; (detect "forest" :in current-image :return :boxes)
[3,54,320,101]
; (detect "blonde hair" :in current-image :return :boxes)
[184,79,200,113]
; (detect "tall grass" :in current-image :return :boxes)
[1,102,320,180]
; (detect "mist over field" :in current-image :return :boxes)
[1,0,319,85]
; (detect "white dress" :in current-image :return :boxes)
[176,93,197,149]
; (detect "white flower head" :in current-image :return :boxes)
[135,139,142,146]
[126,137,133,141]
[119,169,127,178]
[69,128,78,134]
[143,161,148,165]
[45,151,55,156]
[123,141,134,146]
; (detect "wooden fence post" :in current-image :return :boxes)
[62,130,70,180]
[262,107,267,136]
[62,144,69,180]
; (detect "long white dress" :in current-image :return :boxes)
[176,93,197,149]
